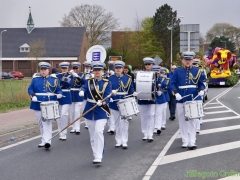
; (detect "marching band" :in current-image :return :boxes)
[28,45,206,164]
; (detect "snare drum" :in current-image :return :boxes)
[117,97,140,118]
[40,101,60,121]
[135,71,156,100]
[183,100,204,120]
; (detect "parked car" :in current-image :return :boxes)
[1,72,14,79]
[32,73,40,78]
[9,71,24,79]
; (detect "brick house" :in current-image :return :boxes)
[1,10,88,77]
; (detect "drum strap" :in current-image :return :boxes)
[89,79,110,116]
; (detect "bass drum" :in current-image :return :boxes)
[135,71,156,100]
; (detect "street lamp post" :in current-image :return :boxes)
[0,30,7,78]
[170,16,184,66]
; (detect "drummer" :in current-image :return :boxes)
[69,62,85,134]
[138,57,156,142]
[56,62,74,140]
[79,61,112,164]
[170,51,205,150]
[108,61,135,149]
[28,62,62,149]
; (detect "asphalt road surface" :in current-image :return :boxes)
[1,84,240,180]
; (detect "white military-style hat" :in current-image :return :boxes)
[91,61,106,70]
[71,62,81,67]
[143,57,155,64]
[38,62,51,69]
[83,61,92,67]
[193,59,200,64]
[59,62,70,68]
[182,51,196,60]
[160,67,167,73]
[114,60,125,68]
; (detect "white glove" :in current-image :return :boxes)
[132,92,138,96]
[70,70,79,78]
[157,91,162,96]
[97,100,102,106]
[109,70,115,75]
[175,93,182,101]
[32,96,38,102]
[51,74,57,78]
[199,90,204,96]
[112,90,117,95]
[110,98,113,103]
[79,91,84,97]
[57,94,62,99]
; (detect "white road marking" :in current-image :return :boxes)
[0,122,84,152]
[208,102,219,105]
[205,110,232,115]
[142,130,180,180]
[203,116,240,123]
[204,106,225,109]
[143,85,238,179]
[176,125,240,139]
[159,140,240,165]
[218,176,240,180]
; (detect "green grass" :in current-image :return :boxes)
[0,79,31,113]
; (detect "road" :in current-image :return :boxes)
[1,84,240,180]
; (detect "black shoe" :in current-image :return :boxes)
[188,145,197,150]
[148,138,153,142]
[76,131,80,135]
[157,130,161,135]
[110,130,115,135]
[171,116,176,120]
[85,126,88,130]
[161,127,166,130]
[45,143,51,149]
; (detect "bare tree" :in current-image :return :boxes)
[206,23,232,41]
[60,4,119,46]
[27,38,46,72]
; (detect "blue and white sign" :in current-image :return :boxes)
[92,52,101,61]
[86,45,106,63]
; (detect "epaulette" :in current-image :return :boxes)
[102,78,109,82]
[50,74,57,78]
[125,74,131,78]
[32,76,40,79]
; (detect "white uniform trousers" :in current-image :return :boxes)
[57,104,70,137]
[34,111,52,144]
[82,100,88,127]
[70,102,82,131]
[108,109,116,131]
[87,119,107,159]
[196,118,202,132]
[139,104,155,138]
[111,109,129,144]
[162,102,167,127]
[154,103,165,130]
[177,103,197,145]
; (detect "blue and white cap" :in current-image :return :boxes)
[152,65,161,71]
[114,60,125,68]
[38,62,51,69]
[182,51,196,60]
[83,61,92,67]
[160,67,167,73]
[71,62,81,67]
[193,59,200,64]
[143,57,155,64]
[91,62,106,70]
[59,62,70,68]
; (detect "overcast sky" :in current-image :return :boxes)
[0,0,239,37]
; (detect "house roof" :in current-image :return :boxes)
[0,27,86,58]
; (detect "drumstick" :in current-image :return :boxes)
[181,94,193,99]
[49,89,118,141]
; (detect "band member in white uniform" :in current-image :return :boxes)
[170,52,205,150]
[28,62,62,149]
[69,62,86,134]
[108,61,135,149]
[56,62,74,140]
[138,57,156,142]
[79,61,112,164]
